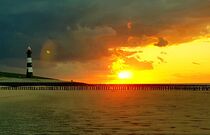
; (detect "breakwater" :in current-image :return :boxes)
[0,82,210,90]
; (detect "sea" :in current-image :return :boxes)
[0,90,209,135]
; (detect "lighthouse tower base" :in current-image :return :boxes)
[26,72,33,78]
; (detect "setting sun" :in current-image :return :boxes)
[118,71,133,79]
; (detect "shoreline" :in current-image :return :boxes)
[0,82,210,90]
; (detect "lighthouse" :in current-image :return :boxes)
[26,46,33,78]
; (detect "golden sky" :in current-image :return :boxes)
[108,36,210,84]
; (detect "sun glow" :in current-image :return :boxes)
[118,70,133,79]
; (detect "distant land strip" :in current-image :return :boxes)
[0,72,55,80]
[0,82,210,90]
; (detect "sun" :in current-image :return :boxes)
[118,70,133,79]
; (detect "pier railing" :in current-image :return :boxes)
[0,82,210,90]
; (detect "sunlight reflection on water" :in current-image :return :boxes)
[0,90,209,134]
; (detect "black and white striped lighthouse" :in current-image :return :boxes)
[26,46,33,78]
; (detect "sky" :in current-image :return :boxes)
[1,0,210,83]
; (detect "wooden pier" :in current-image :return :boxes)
[0,82,210,90]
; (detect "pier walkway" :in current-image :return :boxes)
[0,82,210,90]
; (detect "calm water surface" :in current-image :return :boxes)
[0,90,209,134]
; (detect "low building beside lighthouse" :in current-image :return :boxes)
[26,46,33,78]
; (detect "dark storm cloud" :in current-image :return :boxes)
[1,0,210,67]
[55,25,116,61]
[0,0,84,64]
[154,37,168,47]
